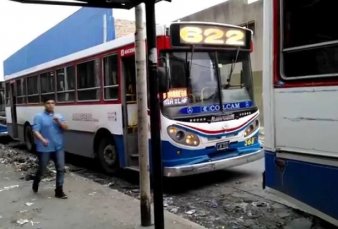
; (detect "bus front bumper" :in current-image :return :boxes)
[163,148,264,177]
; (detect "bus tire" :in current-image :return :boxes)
[98,138,119,174]
[24,125,36,153]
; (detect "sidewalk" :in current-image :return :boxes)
[0,163,205,229]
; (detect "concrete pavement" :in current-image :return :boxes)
[0,163,205,229]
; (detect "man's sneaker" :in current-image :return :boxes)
[32,182,39,193]
[55,187,68,199]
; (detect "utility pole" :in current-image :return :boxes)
[135,3,151,227]
[145,0,165,228]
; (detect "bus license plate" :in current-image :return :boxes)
[216,141,229,151]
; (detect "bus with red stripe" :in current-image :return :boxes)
[4,22,263,176]
[263,1,338,225]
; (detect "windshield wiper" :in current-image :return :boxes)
[185,46,195,85]
[214,51,224,112]
[225,48,240,89]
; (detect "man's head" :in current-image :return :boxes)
[43,98,55,113]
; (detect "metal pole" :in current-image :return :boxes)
[145,0,164,228]
[135,3,152,227]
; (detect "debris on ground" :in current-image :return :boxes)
[0,143,67,182]
[0,141,333,229]
[16,219,29,225]
[30,220,40,226]
[25,202,34,207]
[0,184,19,192]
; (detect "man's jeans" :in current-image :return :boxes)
[34,150,65,187]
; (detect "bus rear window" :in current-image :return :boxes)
[284,1,338,48]
[282,0,338,79]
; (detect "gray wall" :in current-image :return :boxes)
[179,0,264,122]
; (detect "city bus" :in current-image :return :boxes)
[263,0,338,225]
[4,21,262,177]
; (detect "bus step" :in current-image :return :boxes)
[125,166,139,172]
[130,153,139,158]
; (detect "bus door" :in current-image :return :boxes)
[121,55,139,168]
[9,82,18,138]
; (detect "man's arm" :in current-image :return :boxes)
[33,131,49,146]
[32,114,48,146]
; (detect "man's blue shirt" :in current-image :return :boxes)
[33,111,65,153]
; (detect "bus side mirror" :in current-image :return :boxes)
[158,67,169,93]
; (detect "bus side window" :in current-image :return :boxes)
[16,78,26,104]
[40,71,55,102]
[127,75,136,102]
[123,57,136,103]
[5,83,10,106]
[56,66,75,102]
[0,90,4,115]
[103,54,119,100]
[77,59,100,101]
[27,75,39,103]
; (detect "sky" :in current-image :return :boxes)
[0,0,229,80]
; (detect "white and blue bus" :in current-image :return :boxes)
[263,0,338,225]
[4,22,262,176]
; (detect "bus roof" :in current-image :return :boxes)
[4,21,251,81]
[4,34,132,81]
[4,25,166,81]
[4,8,116,78]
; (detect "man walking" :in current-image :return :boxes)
[32,98,68,199]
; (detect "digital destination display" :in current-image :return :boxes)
[163,88,188,106]
[170,23,251,49]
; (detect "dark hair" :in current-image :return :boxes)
[42,97,55,104]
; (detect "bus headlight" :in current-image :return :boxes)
[167,126,200,146]
[244,119,259,137]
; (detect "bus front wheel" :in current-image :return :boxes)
[24,125,36,153]
[98,138,119,174]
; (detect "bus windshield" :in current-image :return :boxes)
[161,50,254,119]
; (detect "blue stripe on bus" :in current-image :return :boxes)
[179,101,253,115]
[0,124,7,133]
[113,135,126,168]
[161,137,261,167]
[264,151,338,219]
[113,133,261,169]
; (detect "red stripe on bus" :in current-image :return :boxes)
[181,115,258,135]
